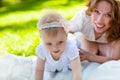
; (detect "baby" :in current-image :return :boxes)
[35,12,82,80]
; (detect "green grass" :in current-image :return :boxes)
[0,0,86,56]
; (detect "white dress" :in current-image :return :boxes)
[69,8,107,43]
[36,39,80,72]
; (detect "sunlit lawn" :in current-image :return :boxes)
[0,0,86,56]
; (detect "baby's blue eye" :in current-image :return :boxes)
[46,43,52,46]
[58,41,63,44]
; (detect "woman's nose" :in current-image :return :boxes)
[96,14,104,24]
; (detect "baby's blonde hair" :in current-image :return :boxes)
[38,12,68,37]
[40,12,63,25]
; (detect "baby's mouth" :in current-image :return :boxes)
[53,50,60,53]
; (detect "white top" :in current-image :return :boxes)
[36,39,80,72]
[69,8,108,43]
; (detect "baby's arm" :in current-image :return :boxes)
[71,56,82,80]
[35,57,45,80]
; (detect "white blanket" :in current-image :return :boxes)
[0,54,34,80]
[0,54,120,80]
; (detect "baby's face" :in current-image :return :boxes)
[41,31,67,60]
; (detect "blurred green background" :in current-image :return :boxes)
[0,0,86,56]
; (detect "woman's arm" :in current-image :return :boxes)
[68,9,87,33]
[80,51,111,64]
[109,40,120,60]
[71,56,82,80]
[80,40,120,63]
[35,57,45,80]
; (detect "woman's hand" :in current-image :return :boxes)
[79,48,95,61]
[79,49,86,61]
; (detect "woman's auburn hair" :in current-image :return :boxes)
[86,0,120,42]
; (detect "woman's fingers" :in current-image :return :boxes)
[80,53,86,61]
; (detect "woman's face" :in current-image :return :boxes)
[91,0,112,34]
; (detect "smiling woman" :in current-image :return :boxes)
[69,0,120,63]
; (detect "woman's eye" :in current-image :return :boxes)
[105,14,111,18]
[94,9,99,14]
[93,9,99,15]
